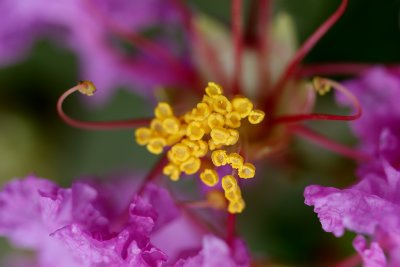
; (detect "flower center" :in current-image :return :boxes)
[135,82,265,213]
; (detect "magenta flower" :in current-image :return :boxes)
[337,67,400,154]
[304,129,400,266]
[0,175,249,266]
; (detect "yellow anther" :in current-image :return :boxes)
[78,81,96,96]
[224,187,242,202]
[313,77,331,96]
[163,163,180,181]
[146,137,166,154]
[182,139,198,150]
[228,153,244,169]
[211,150,228,166]
[232,97,253,118]
[208,139,222,151]
[207,113,225,129]
[170,143,191,162]
[193,140,208,157]
[166,129,185,146]
[163,117,180,135]
[238,163,256,179]
[150,119,165,133]
[200,169,219,187]
[206,190,227,210]
[135,127,152,146]
[155,102,173,119]
[212,95,232,114]
[210,127,230,145]
[225,111,241,128]
[228,198,245,214]
[248,109,265,124]
[191,103,211,121]
[205,82,223,97]
[226,129,239,146]
[221,175,238,192]
[180,157,201,175]
[202,95,214,106]
[186,121,205,141]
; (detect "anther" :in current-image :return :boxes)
[211,150,228,166]
[225,111,241,128]
[208,113,225,129]
[205,82,223,96]
[170,143,191,162]
[212,95,232,114]
[155,102,173,119]
[210,127,230,145]
[163,163,181,181]
[78,81,96,96]
[221,175,238,192]
[231,97,253,118]
[238,163,256,179]
[180,157,201,175]
[228,153,244,169]
[313,77,331,95]
[248,110,265,124]
[200,169,219,187]
[147,137,166,154]
[135,127,152,145]
[187,121,205,140]
[163,117,181,134]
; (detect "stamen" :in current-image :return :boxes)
[231,0,244,95]
[200,169,219,187]
[272,78,362,124]
[290,125,372,162]
[135,82,264,213]
[270,0,348,102]
[57,81,151,130]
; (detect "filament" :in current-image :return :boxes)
[57,82,151,130]
[290,125,372,162]
[270,0,348,101]
[232,0,244,95]
[272,78,362,124]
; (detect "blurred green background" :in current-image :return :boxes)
[0,0,399,266]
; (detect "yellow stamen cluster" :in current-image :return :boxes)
[135,82,265,213]
[313,77,331,96]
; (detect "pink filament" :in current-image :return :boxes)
[231,0,244,95]
[272,79,362,124]
[290,125,372,162]
[57,85,151,130]
[270,0,348,100]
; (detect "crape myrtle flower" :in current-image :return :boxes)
[305,67,400,266]
[0,0,196,103]
[0,174,250,267]
[304,129,400,266]
[56,0,368,246]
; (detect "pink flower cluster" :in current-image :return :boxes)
[0,175,249,267]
